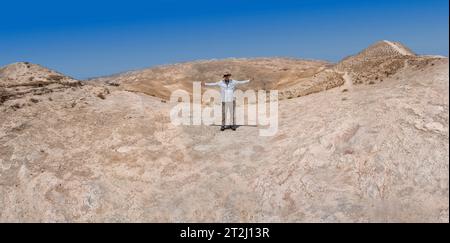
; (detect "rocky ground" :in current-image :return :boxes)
[0,41,448,222]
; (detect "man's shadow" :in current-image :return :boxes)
[209,125,258,130]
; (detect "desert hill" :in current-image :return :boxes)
[0,62,81,105]
[335,40,426,85]
[89,58,338,100]
[0,62,79,88]
[90,58,348,99]
[88,40,440,101]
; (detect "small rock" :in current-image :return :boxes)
[97,93,106,100]
[106,81,120,87]
[343,149,354,155]
[11,103,22,110]
[425,122,446,133]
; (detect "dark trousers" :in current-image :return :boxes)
[222,101,236,127]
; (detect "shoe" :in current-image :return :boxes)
[231,126,236,131]
[220,126,226,131]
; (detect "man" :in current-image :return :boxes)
[205,73,250,131]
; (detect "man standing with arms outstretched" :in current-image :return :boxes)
[205,73,250,131]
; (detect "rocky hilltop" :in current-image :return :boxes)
[336,40,423,84]
[0,62,82,106]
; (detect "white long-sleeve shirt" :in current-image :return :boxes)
[205,79,250,102]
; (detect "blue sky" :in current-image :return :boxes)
[1,0,448,79]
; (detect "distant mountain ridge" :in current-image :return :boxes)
[1,40,447,103]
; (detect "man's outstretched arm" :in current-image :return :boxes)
[204,81,220,86]
[234,80,251,85]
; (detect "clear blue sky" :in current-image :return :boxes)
[1,0,448,79]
